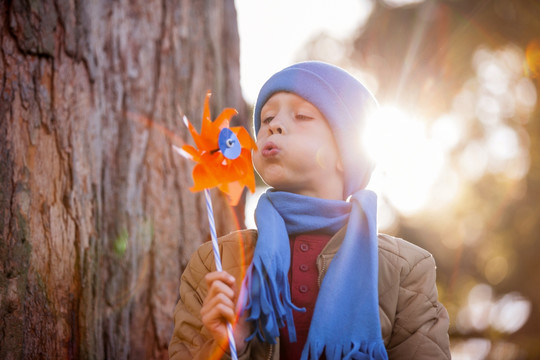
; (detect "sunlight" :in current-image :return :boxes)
[455,284,531,337]
[245,186,266,229]
[364,106,448,216]
[490,292,531,334]
[382,0,425,7]
[451,338,491,360]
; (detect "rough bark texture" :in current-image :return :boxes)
[0,0,247,359]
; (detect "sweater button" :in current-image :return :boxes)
[299,264,309,272]
[299,243,309,252]
[299,285,309,293]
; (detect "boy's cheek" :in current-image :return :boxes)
[252,151,263,175]
[251,148,260,161]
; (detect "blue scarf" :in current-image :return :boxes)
[241,189,388,360]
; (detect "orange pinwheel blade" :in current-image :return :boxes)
[180,144,201,162]
[232,126,257,150]
[214,108,238,129]
[191,163,219,192]
[219,181,244,206]
[184,117,209,152]
[207,107,237,145]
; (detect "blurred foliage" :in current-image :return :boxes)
[297,0,540,358]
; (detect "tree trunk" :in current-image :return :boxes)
[0,0,247,358]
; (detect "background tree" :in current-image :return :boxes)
[0,0,247,358]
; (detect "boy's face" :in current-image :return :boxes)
[253,92,344,199]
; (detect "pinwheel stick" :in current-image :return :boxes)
[203,188,238,360]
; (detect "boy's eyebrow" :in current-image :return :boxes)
[263,96,278,106]
[261,101,277,113]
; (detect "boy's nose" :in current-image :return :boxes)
[269,117,285,135]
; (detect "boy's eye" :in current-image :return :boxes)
[295,114,312,120]
[262,116,274,124]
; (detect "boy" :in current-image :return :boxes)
[169,61,450,359]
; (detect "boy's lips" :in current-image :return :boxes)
[261,141,280,157]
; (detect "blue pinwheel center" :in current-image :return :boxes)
[218,128,241,159]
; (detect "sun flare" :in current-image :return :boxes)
[364,106,451,217]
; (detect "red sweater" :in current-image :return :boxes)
[279,234,331,360]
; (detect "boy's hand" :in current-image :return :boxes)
[201,271,251,354]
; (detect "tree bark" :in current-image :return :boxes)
[0,0,247,358]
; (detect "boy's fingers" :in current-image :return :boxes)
[205,271,235,287]
[202,273,237,324]
[205,271,236,301]
[201,292,236,344]
[206,279,235,301]
[202,301,236,324]
[203,292,235,314]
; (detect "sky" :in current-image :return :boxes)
[235,0,373,104]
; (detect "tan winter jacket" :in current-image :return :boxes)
[169,228,451,359]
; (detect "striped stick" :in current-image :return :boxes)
[204,189,238,360]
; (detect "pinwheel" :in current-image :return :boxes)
[175,91,256,205]
[173,91,257,360]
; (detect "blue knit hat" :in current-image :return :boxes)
[253,61,378,197]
